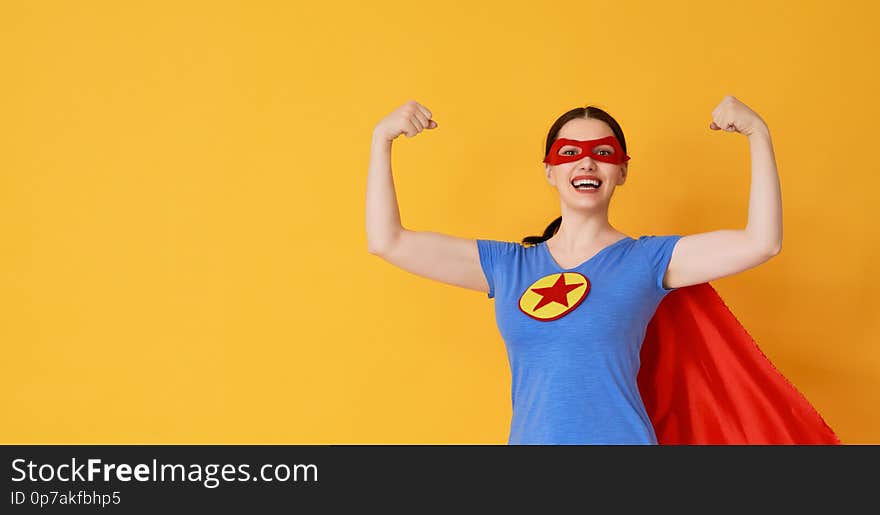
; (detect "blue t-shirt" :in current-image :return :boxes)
[476,235,682,445]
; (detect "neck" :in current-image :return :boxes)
[550,205,621,250]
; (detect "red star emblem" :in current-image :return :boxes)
[529,274,586,312]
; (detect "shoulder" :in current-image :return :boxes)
[632,234,683,269]
[633,234,683,293]
[635,234,683,248]
[477,238,529,254]
[476,239,530,267]
[635,234,681,242]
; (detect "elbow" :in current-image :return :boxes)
[746,232,781,258]
[367,240,393,257]
[770,236,782,256]
[744,230,782,259]
[366,233,385,256]
[367,243,385,256]
[367,228,403,257]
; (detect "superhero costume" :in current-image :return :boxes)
[474,135,840,444]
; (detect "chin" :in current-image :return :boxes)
[564,200,607,212]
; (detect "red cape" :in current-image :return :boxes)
[637,282,841,445]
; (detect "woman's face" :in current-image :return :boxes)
[545,118,628,209]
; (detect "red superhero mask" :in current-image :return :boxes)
[543,136,631,165]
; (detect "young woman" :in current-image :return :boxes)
[366,98,839,445]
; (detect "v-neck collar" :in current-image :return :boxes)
[541,237,633,272]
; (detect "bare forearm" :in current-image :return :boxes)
[744,124,783,254]
[366,130,404,253]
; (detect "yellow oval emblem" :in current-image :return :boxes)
[518,272,590,321]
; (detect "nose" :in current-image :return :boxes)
[574,155,597,170]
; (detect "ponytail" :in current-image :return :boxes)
[521,216,561,246]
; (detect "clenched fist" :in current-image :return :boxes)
[709,95,767,137]
[373,100,438,142]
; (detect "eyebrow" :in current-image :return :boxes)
[559,141,614,146]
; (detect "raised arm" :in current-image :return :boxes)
[663,95,783,290]
[366,101,490,295]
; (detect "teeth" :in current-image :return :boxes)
[572,179,600,187]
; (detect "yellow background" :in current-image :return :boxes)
[2,1,878,444]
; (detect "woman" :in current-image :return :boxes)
[366,98,839,445]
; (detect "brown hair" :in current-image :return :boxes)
[521,106,629,246]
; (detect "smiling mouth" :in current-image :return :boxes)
[571,179,602,190]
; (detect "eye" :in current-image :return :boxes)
[594,148,614,156]
[561,148,580,156]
